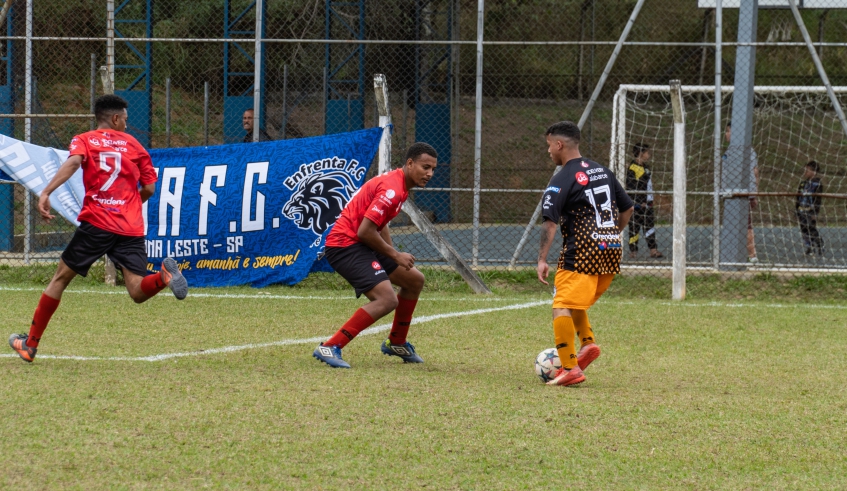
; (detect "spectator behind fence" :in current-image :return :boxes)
[796,160,824,257]
[242,109,273,143]
[724,122,760,263]
[625,142,663,258]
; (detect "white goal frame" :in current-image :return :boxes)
[611,83,847,275]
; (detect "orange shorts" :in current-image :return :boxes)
[552,269,615,310]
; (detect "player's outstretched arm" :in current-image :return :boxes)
[358,217,415,270]
[38,154,83,221]
[537,219,557,285]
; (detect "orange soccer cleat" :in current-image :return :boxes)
[8,333,36,363]
[546,365,586,387]
[577,343,601,370]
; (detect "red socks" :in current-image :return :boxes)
[27,293,61,348]
[325,308,376,348]
[140,272,168,297]
[389,296,418,345]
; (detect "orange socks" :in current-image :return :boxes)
[553,316,577,370]
[571,309,596,348]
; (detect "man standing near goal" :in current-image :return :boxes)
[796,160,824,256]
[537,121,633,386]
[312,143,437,369]
[8,94,188,363]
[625,142,663,259]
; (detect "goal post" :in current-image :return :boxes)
[611,83,847,275]
[670,80,686,300]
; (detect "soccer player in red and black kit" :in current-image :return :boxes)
[312,142,437,368]
[8,94,187,363]
[537,121,633,386]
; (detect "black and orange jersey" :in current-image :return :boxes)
[541,157,633,275]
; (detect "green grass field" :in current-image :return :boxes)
[2,283,847,490]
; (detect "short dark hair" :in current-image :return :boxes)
[94,94,128,123]
[806,160,819,172]
[405,142,438,162]
[633,142,650,158]
[726,122,731,129]
[545,121,580,143]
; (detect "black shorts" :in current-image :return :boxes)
[61,221,149,277]
[324,243,398,298]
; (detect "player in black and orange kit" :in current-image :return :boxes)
[312,142,437,368]
[8,95,187,363]
[536,121,633,386]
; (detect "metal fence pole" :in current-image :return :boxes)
[165,77,171,147]
[401,88,408,152]
[23,0,32,265]
[472,0,484,268]
[203,81,209,145]
[281,64,288,140]
[90,54,96,131]
[721,0,757,270]
[322,66,327,135]
[106,0,115,92]
[252,0,263,143]
[712,0,722,271]
[103,0,117,286]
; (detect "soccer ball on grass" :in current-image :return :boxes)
[534,348,561,383]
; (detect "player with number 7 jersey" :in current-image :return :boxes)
[7,95,188,363]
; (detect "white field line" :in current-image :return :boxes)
[605,300,847,310]
[0,286,531,303]
[0,300,549,362]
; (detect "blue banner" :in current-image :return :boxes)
[144,128,382,287]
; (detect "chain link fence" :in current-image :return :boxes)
[1,0,846,285]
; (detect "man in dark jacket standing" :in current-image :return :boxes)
[796,160,824,256]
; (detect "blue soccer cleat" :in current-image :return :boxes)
[380,339,424,364]
[313,343,351,368]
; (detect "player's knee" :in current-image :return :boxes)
[383,294,399,312]
[409,270,425,293]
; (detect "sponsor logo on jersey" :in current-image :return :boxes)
[371,261,382,270]
[581,161,589,168]
[102,139,128,147]
[575,172,589,186]
[545,186,561,193]
[591,232,620,241]
[88,137,101,147]
[386,189,396,199]
[371,206,384,216]
[598,242,622,250]
[543,195,553,210]
[91,195,126,206]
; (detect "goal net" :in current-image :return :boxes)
[611,84,847,272]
